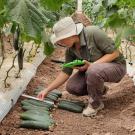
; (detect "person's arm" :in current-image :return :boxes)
[94,50,119,64]
[75,50,119,71]
[37,71,70,100]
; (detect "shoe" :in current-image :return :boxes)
[102,85,109,95]
[82,102,104,117]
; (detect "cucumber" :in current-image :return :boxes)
[20,112,54,124]
[13,26,20,51]
[21,102,50,111]
[48,92,59,98]
[22,105,49,112]
[35,89,62,98]
[21,99,54,109]
[18,47,24,70]
[50,90,62,97]
[60,100,85,108]
[58,100,83,113]
[24,109,50,115]
[46,94,58,102]
[20,120,53,130]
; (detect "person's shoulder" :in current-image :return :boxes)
[85,25,102,33]
[84,25,106,38]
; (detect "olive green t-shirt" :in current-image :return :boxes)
[62,26,126,75]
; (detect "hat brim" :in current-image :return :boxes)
[51,23,83,44]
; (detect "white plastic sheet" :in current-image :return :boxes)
[0,48,45,122]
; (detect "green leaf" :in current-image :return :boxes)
[0,0,5,11]
[107,0,117,6]
[122,27,135,41]
[133,9,135,21]
[106,13,126,28]
[106,5,118,17]
[92,3,102,13]
[0,0,7,29]
[8,0,49,41]
[43,42,54,56]
[40,0,70,11]
[114,31,122,49]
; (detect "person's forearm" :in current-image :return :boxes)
[46,71,70,92]
[94,50,119,64]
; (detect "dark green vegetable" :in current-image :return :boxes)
[62,60,85,68]
[60,100,85,108]
[58,100,84,113]
[13,26,20,51]
[20,120,53,130]
[22,105,49,112]
[46,94,58,102]
[50,89,62,97]
[24,109,50,115]
[35,89,62,98]
[21,101,50,111]
[21,99,54,110]
[18,47,24,70]
[20,112,54,124]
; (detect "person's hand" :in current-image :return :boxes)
[37,89,49,100]
[74,60,90,72]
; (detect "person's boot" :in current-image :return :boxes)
[82,102,104,117]
[102,85,109,95]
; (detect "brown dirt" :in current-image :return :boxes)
[1,47,135,135]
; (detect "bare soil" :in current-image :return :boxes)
[1,47,135,135]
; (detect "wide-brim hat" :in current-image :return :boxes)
[50,17,83,44]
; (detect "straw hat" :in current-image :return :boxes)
[51,17,83,44]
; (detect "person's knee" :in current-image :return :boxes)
[66,81,86,96]
[86,66,102,84]
[66,82,79,95]
[86,66,98,78]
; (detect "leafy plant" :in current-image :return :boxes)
[83,0,135,48]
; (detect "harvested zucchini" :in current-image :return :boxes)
[21,99,54,110]
[34,89,62,98]
[20,120,53,130]
[21,102,50,111]
[60,100,85,108]
[22,105,49,112]
[50,90,62,98]
[24,109,50,115]
[46,94,58,102]
[58,100,83,113]
[20,112,54,124]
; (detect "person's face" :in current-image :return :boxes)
[56,36,76,48]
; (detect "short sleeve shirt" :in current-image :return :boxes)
[62,26,126,75]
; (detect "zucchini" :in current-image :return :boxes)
[20,120,53,130]
[60,100,85,108]
[21,102,50,111]
[20,112,54,124]
[50,90,62,98]
[58,100,83,113]
[46,94,58,102]
[34,89,62,98]
[48,93,59,99]
[24,109,50,115]
[21,99,54,109]
[18,47,24,70]
[13,26,20,51]
[22,105,49,112]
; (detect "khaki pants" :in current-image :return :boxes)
[66,63,126,109]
